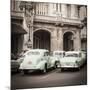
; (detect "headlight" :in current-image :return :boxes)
[75,61,79,66]
[41,58,44,61]
[65,62,70,66]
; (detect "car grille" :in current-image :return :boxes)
[61,62,74,66]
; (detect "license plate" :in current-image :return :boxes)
[66,62,70,66]
[28,61,32,64]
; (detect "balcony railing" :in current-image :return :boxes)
[34,15,81,25]
[11,10,24,19]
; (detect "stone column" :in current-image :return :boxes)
[57,27,63,50]
[75,5,78,18]
[61,4,67,17]
[44,4,46,15]
[51,29,58,51]
[40,3,43,15]
[36,3,38,14]
[58,4,60,12]
[42,3,44,15]
[48,3,53,16]
[44,3,47,15]
[39,3,42,15]
[71,5,76,19]
[38,3,40,15]
[74,30,81,51]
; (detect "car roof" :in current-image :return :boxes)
[25,49,49,53]
[53,51,65,53]
[66,51,81,54]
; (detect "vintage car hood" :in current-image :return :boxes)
[60,57,78,63]
[50,56,56,59]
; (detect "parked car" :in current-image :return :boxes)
[19,49,59,74]
[11,53,19,72]
[59,51,86,71]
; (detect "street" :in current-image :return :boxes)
[11,65,87,89]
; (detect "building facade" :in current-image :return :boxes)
[11,0,87,55]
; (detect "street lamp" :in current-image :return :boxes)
[27,23,32,48]
[19,1,35,49]
[19,1,33,14]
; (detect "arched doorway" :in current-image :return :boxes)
[33,30,51,51]
[63,32,74,51]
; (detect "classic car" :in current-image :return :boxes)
[59,51,86,71]
[19,49,59,74]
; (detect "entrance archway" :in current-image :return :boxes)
[33,30,51,51]
[63,32,74,51]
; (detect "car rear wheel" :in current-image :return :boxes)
[59,68,62,72]
[54,61,59,69]
[77,67,80,71]
[23,70,28,74]
[43,64,47,73]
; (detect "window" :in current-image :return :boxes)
[65,54,79,57]
[44,52,49,56]
[27,51,40,55]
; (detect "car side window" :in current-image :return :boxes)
[82,52,86,58]
[63,52,65,57]
[44,52,49,56]
[79,53,81,57]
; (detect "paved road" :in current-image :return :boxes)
[11,65,87,89]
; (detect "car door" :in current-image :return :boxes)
[44,51,50,68]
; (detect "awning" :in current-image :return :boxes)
[11,23,27,34]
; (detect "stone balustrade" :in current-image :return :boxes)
[34,14,82,25]
[11,10,24,19]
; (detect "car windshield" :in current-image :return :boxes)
[65,53,79,57]
[55,52,62,55]
[27,51,40,55]
[50,52,53,56]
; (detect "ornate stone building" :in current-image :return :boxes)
[11,0,87,55]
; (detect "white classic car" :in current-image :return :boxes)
[19,49,59,74]
[59,51,86,71]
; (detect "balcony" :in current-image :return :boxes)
[11,10,24,20]
[34,15,82,26]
